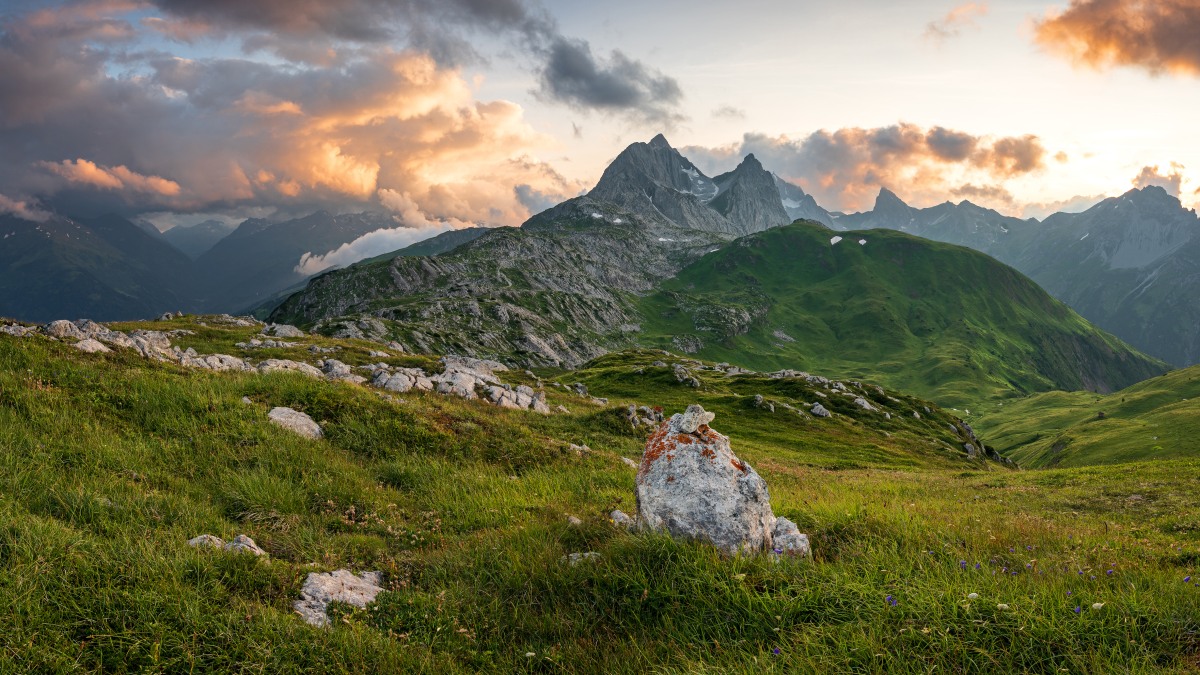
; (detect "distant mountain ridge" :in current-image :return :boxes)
[835,184,1200,366]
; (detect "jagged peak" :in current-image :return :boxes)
[648,133,671,149]
[873,186,911,212]
[737,153,764,171]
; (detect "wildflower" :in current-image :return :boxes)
[967,593,979,600]
[525,652,536,658]
[1185,576,1192,583]
[1009,548,1014,553]
[1026,546,1033,551]
[773,548,782,554]
[1026,564,1032,569]
[1092,603,1105,610]
[1067,591,1072,596]
[1073,606,1081,614]
[975,563,981,570]
[772,648,781,655]
[886,595,898,607]
[959,560,967,570]
[997,603,1010,611]
[1106,570,1114,576]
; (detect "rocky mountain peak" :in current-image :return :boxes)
[873,187,911,214]
[648,133,672,149]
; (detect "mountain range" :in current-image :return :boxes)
[271,136,1165,406]
[5,132,1199,380]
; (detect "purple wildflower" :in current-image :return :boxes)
[1073,606,1081,614]
[886,595,898,607]
[975,563,981,570]
[1067,591,1072,596]
[773,648,781,655]
[1106,570,1114,576]
[960,560,967,570]
[1185,576,1192,583]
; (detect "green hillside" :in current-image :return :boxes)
[638,221,1167,407]
[974,366,1200,468]
[2,319,1199,672]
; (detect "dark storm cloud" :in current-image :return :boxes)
[1035,0,1200,76]
[537,38,684,126]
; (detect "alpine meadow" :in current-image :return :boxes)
[3,1,1200,673]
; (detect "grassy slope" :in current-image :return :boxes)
[2,320,1200,672]
[637,221,1167,409]
[974,365,1200,468]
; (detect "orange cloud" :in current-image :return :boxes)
[40,158,182,196]
[1035,0,1200,75]
[1133,163,1186,196]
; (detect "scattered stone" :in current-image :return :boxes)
[568,443,590,457]
[561,552,601,566]
[74,339,110,354]
[224,534,267,556]
[45,320,85,340]
[293,570,385,627]
[810,403,831,418]
[566,515,583,526]
[771,517,811,558]
[268,407,323,440]
[262,323,306,338]
[554,405,570,414]
[620,456,639,469]
[257,359,324,379]
[188,534,225,549]
[610,510,635,529]
[636,405,806,556]
[853,397,876,412]
[241,396,253,405]
[753,394,774,412]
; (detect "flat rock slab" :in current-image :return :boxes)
[74,339,111,354]
[294,570,385,627]
[268,407,323,439]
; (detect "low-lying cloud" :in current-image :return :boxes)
[1034,0,1200,76]
[683,124,1048,212]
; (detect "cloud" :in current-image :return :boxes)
[682,124,1049,212]
[1034,0,1200,76]
[1133,163,1185,196]
[0,5,584,225]
[711,105,746,121]
[294,189,476,274]
[1021,194,1106,220]
[925,2,988,43]
[513,184,560,215]
[39,159,182,196]
[0,194,51,222]
[145,0,683,122]
[536,38,684,126]
[951,183,1015,207]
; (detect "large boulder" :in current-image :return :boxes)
[262,323,306,338]
[257,359,324,379]
[636,404,809,557]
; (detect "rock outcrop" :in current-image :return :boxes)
[636,405,810,557]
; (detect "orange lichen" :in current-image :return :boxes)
[638,421,674,482]
[731,458,747,473]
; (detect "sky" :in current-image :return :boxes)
[1,0,1198,251]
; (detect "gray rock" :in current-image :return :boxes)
[566,515,583,526]
[810,403,831,418]
[45,320,85,340]
[853,397,876,411]
[224,534,267,556]
[74,339,110,354]
[321,359,353,379]
[771,517,811,558]
[610,509,635,529]
[561,552,601,566]
[620,456,639,469]
[188,534,225,549]
[257,359,324,379]
[268,407,323,440]
[262,323,306,338]
[0,324,34,337]
[293,570,385,628]
[636,407,777,555]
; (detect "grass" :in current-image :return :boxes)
[974,365,1200,468]
[637,221,1167,408]
[1,319,1199,672]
